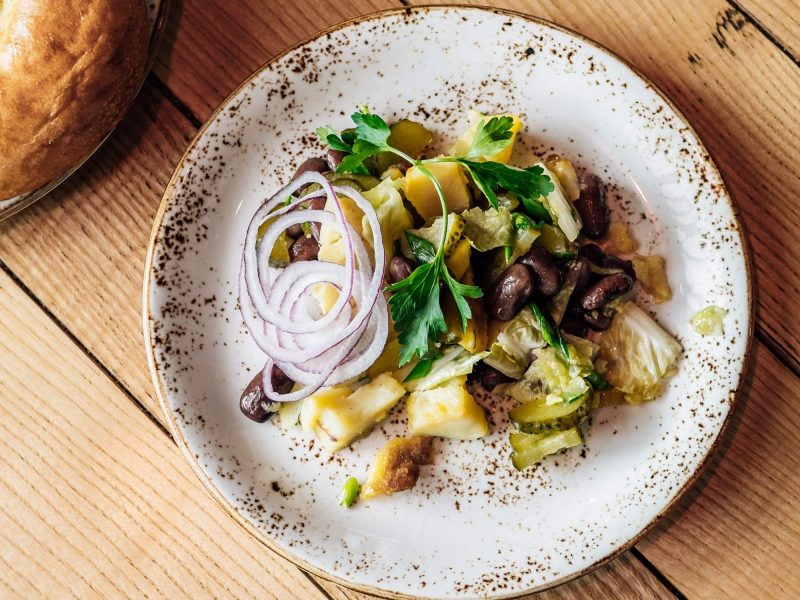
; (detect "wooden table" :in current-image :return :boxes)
[1,1,798,598]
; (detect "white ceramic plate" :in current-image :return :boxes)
[0,0,170,221]
[144,7,752,599]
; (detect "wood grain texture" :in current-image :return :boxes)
[0,269,324,600]
[0,82,194,417]
[152,0,402,121]
[737,0,800,58]
[638,341,800,598]
[315,552,674,600]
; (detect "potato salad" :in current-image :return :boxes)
[239,109,682,504]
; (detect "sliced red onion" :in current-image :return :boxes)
[240,172,388,401]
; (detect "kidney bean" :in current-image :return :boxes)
[560,312,588,338]
[292,157,328,181]
[571,257,593,293]
[289,235,320,262]
[303,196,326,240]
[518,245,562,297]
[578,243,635,280]
[239,366,294,422]
[579,273,633,310]
[489,264,535,321]
[326,149,346,170]
[270,365,295,395]
[285,223,303,238]
[388,255,415,283]
[575,173,610,239]
[479,364,512,391]
[583,310,614,331]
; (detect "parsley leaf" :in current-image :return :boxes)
[465,116,514,159]
[351,111,391,147]
[387,260,448,365]
[457,160,554,217]
[404,232,436,264]
[444,272,483,332]
[315,126,353,152]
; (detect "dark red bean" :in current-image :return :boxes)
[285,223,303,238]
[560,312,588,338]
[289,236,320,262]
[489,264,535,321]
[292,157,328,181]
[571,257,593,293]
[578,244,635,280]
[583,310,614,331]
[270,365,294,395]
[575,173,610,239]
[388,255,415,283]
[479,364,512,391]
[518,245,562,297]
[303,197,326,240]
[326,149,346,170]
[579,273,633,310]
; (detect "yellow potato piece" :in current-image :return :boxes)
[404,162,471,220]
[318,195,364,264]
[452,111,523,164]
[444,238,471,280]
[407,379,489,440]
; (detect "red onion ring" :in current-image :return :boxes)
[240,172,388,401]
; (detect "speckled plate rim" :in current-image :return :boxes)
[142,5,754,598]
[0,0,172,222]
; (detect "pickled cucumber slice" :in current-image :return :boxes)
[509,394,592,434]
[403,213,465,258]
[510,428,583,471]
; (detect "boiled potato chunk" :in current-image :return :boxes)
[407,379,489,440]
[301,374,406,452]
[444,238,471,280]
[318,195,364,264]
[361,436,434,499]
[404,162,471,220]
[311,283,340,315]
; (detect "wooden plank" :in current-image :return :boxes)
[0,82,192,418]
[637,341,800,598]
[315,552,674,599]
[152,0,402,121]
[0,270,325,600]
[737,0,800,58]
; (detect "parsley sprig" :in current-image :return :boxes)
[316,110,555,364]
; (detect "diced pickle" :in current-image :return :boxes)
[509,395,592,434]
[632,255,672,303]
[536,224,575,257]
[374,119,434,173]
[510,428,583,471]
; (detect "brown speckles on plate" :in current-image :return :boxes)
[143,6,752,599]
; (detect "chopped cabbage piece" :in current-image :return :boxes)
[690,305,727,336]
[361,176,413,260]
[598,302,682,403]
[633,255,672,303]
[404,346,488,392]
[461,206,513,251]
[484,309,545,378]
[537,163,582,242]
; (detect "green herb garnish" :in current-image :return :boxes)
[317,111,559,364]
[530,301,570,362]
[585,370,612,390]
[338,477,361,508]
[404,232,436,264]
